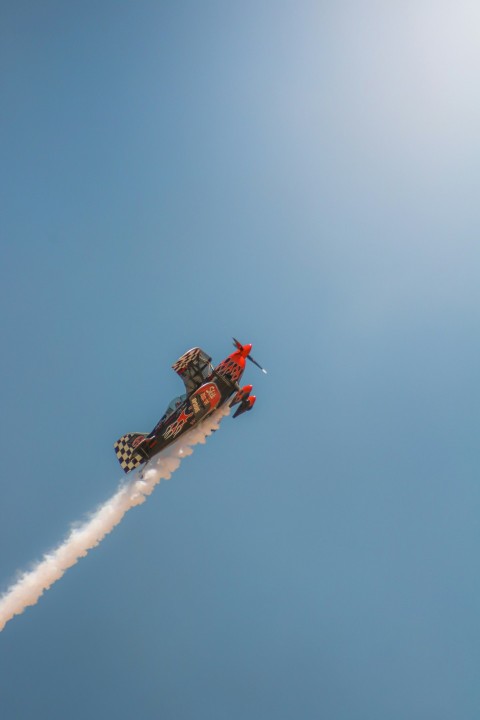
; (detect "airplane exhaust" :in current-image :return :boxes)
[0,405,230,633]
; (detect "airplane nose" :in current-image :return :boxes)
[244,343,252,355]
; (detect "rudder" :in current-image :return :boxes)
[114,432,148,473]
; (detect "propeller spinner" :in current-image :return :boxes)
[232,337,267,374]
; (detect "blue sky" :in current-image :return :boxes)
[1,1,479,718]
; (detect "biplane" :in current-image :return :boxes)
[114,339,266,473]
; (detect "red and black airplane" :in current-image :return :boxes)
[114,338,266,473]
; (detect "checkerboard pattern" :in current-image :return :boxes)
[172,347,202,374]
[113,433,146,473]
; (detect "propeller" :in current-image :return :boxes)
[232,337,268,374]
[248,355,267,374]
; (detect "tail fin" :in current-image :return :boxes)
[113,432,148,473]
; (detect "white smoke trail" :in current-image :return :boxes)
[0,406,230,632]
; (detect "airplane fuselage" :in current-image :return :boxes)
[137,350,247,462]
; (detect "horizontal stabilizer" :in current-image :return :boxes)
[113,432,148,473]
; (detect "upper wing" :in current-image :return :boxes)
[172,347,213,395]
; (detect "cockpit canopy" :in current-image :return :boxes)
[163,393,187,421]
